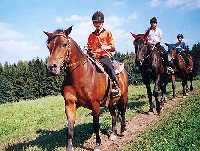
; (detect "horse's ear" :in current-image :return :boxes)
[164,43,169,46]
[43,31,53,38]
[130,32,137,38]
[64,26,73,36]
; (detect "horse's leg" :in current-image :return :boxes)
[186,80,189,93]
[160,74,168,103]
[182,78,187,96]
[92,102,101,151]
[63,88,77,151]
[145,83,153,112]
[109,105,117,140]
[171,74,176,99]
[154,75,161,115]
[117,99,127,135]
[160,82,167,104]
[189,73,193,91]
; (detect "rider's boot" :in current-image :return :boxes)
[111,80,120,97]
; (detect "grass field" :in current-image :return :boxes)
[123,90,200,151]
[0,81,199,151]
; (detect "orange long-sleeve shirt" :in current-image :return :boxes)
[87,28,115,59]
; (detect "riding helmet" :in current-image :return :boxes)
[150,17,157,24]
[92,11,104,22]
[177,34,184,39]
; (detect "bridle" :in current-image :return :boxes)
[47,33,87,71]
[135,39,151,64]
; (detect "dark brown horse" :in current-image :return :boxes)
[44,26,128,151]
[165,43,193,96]
[131,33,169,114]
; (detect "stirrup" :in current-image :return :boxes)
[111,87,120,97]
[111,81,120,97]
[167,67,174,74]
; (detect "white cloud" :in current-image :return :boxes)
[150,0,161,7]
[150,0,200,9]
[55,17,63,23]
[127,12,138,21]
[0,22,24,41]
[113,0,126,6]
[65,15,89,22]
[0,22,43,63]
[54,13,138,53]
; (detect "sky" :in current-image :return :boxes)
[0,0,200,64]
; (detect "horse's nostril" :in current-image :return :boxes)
[48,64,57,71]
[53,64,57,68]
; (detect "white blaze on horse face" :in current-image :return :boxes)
[50,36,70,65]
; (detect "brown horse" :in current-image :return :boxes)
[165,43,193,96]
[131,33,169,114]
[44,26,128,151]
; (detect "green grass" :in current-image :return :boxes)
[0,81,199,151]
[123,85,200,151]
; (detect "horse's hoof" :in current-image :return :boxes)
[66,147,73,151]
[110,133,117,141]
[148,111,154,115]
[186,93,189,96]
[120,127,127,136]
[148,108,154,112]
[183,96,187,99]
[156,108,161,115]
[94,146,101,151]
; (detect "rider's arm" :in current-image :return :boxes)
[181,42,187,50]
[87,34,101,53]
[158,28,163,43]
[104,31,115,52]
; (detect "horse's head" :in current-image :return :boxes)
[44,26,73,75]
[131,32,149,66]
[165,43,177,60]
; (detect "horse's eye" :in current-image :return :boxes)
[63,44,68,48]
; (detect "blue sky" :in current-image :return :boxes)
[0,0,200,63]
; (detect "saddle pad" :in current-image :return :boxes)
[112,60,124,74]
[87,56,105,73]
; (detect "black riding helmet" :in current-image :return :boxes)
[150,17,157,24]
[177,34,184,39]
[92,11,104,23]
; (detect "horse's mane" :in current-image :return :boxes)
[46,28,85,57]
[46,29,65,44]
[134,34,148,42]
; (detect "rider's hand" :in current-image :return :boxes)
[101,45,111,50]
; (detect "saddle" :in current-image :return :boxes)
[87,55,124,75]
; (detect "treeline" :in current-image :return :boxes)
[190,42,200,76]
[0,59,64,104]
[0,53,140,104]
[0,42,199,104]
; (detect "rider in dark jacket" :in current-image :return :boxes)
[176,34,187,52]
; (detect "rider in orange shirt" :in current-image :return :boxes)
[87,11,120,97]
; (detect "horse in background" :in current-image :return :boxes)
[44,26,128,151]
[165,43,193,96]
[131,32,168,115]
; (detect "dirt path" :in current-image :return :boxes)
[74,90,198,151]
